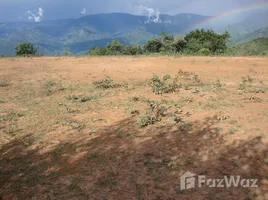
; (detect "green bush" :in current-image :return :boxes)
[87,46,107,56]
[136,101,166,127]
[122,45,142,55]
[198,48,211,56]
[93,76,114,89]
[15,42,37,56]
[149,74,180,94]
[106,40,123,55]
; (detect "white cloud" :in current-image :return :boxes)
[139,5,161,24]
[26,7,44,22]
[81,8,86,14]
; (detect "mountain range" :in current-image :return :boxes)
[0,10,268,55]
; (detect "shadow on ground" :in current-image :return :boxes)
[0,116,267,200]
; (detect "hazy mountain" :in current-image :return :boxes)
[231,37,268,56]
[221,10,268,42]
[0,10,267,55]
[0,13,209,55]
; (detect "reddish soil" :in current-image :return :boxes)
[0,56,267,200]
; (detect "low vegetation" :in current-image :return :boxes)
[12,29,268,57]
[148,74,180,94]
[15,42,37,56]
[93,76,115,89]
[87,29,231,56]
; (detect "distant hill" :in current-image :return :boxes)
[223,10,268,43]
[0,13,209,55]
[233,27,268,44]
[1,10,268,56]
[231,37,268,56]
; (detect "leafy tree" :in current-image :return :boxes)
[184,29,230,54]
[15,42,37,56]
[63,48,70,56]
[106,40,123,55]
[122,45,143,55]
[198,48,211,56]
[173,38,187,52]
[144,38,163,53]
[87,46,107,56]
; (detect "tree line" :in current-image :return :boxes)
[14,29,231,56]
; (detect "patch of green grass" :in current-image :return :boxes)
[93,76,116,89]
[237,75,255,93]
[0,98,5,103]
[64,120,86,131]
[43,79,66,96]
[87,152,99,161]
[136,100,181,127]
[0,111,25,122]
[3,123,21,136]
[66,94,97,103]
[212,79,223,92]
[175,70,204,89]
[129,96,140,102]
[0,81,9,87]
[203,96,229,110]
[228,128,238,135]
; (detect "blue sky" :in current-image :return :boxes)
[0,0,266,22]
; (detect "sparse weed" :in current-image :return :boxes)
[87,152,99,161]
[177,70,193,80]
[0,81,9,87]
[193,74,201,83]
[237,75,254,93]
[64,120,86,131]
[175,70,203,89]
[93,76,115,89]
[0,111,24,122]
[148,74,180,94]
[66,94,96,103]
[44,79,66,96]
[129,96,140,102]
[228,128,238,135]
[212,79,222,92]
[137,101,166,127]
[137,100,181,127]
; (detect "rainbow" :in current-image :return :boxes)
[185,1,268,32]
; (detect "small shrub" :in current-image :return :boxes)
[43,79,65,96]
[193,74,201,83]
[237,76,254,92]
[67,94,96,103]
[137,101,166,127]
[177,70,193,80]
[198,48,211,56]
[0,111,24,122]
[15,42,37,56]
[148,74,180,94]
[228,128,237,135]
[137,115,156,127]
[212,79,222,92]
[93,76,114,89]
[129,96,140,102]
[0,82,9,87]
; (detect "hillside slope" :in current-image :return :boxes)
[231,37,268,56]
[0,13,208,55]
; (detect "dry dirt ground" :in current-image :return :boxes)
[0,56,268,200]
